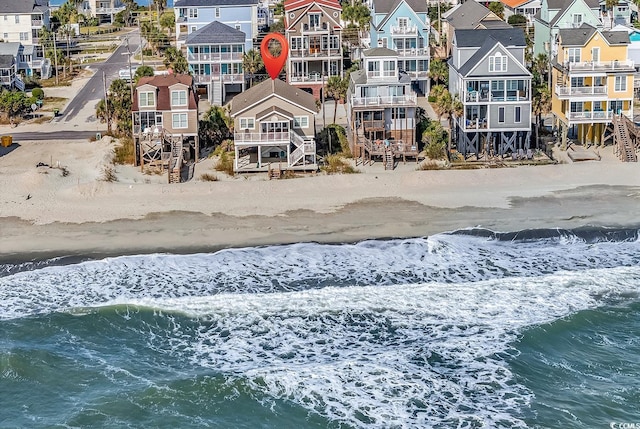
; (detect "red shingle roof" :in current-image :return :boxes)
[132,74,198,111]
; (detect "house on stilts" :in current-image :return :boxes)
[448,28,533,159]
[229,78,318,175]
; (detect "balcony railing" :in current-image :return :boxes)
[187,52,244,61]
[567,60,634,72]
[555,85,608,97]
[194,73,244,83]
[31,19,43,27]
[566,110,633,121]
[366,70,397,78]
[402,70,429,78]
[464,91,529,102]
[351,94,417,107]
[96,6,125,14]
[289,48,341,58]
[289,73,340,82]
[390,25,417,35]
[234,130,297,145]
[397,48,428,57]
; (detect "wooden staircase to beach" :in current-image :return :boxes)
[384,150,394,170]
[612,114,637,162]
[168,137,184,183]
[268,163,281,180]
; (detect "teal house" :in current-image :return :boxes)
[533,0,602,57]
[368,0,430,94]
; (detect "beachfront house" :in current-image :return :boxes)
[368,0,430,95]
[230,78,318,174]
[131,74,200,183]
[284,0,343,99]
[0,54,18,90]
[551,24,634,145]
[174,0,258,52]
[185,21,246,105]
[449,28,532,158]
[533,0,602,57]
[501,0,542,27]
[77,0,124,24]
[0,0,52,80]
[346,47,419,168]
[441,1,509,58]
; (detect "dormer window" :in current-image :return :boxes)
[171,90,187,106]
[572,13,582,27]
[309,13,320,28]
[489,52,507,72]
[139,91,155,107]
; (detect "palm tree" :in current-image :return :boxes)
[532,85,552,147]
[325,75,348,124]
[428,59,448,86]
[605,0,617,28]
[242,49,263,87]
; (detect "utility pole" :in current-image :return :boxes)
[103,71,111,134]
[125,37,135,103]
[53,32,59,85]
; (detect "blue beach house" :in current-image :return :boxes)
[174,0,259,52]
[368,0,430,95]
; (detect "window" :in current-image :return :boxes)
[309,13,320,28]
[139,91,155,107]
[172,113,188,129]
[171,90,187,106]
[515,106,521,123]
[591,47,599,63]
[498,107,505,123]
[572,13,582,26]
[397,17,408,28]
[392,108,406,119]
[567,48,581,63]
[293,116,309,128]
[235,24,241,30]
[3,33,7,40]
[239,118,255,129]
[189,8,198,18]
[615,76,627,91]
[15,15,19,23]
[215,7,220,18]
[489,52,507,72]
[20,32,29,41]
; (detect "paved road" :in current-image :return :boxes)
[9,131,104,141]
[59,30,142,122]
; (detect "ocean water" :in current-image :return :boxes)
[1,228,639,428]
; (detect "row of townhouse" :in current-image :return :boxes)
[0,0,52,86]
[176,0,431,103]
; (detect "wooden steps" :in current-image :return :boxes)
[384,150,394,170]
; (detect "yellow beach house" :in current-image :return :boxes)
[551,24,634,145]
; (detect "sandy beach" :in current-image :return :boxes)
[1,131,640,263]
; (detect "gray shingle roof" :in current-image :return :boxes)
[0,0,47,14]
[0,43,21,57]
[175,0,258,6]
[444,1,492,28]
[0,55,15,69]
[480,20,512,29]
[455,28,526,48]
[230,78,317,116]
[373,0,427,14]
[349,69,411,85]
[363,47,399,57]
[185,21,246,44]
[456,38,530,77]
[547,0,599,9]
[558,23,628,46]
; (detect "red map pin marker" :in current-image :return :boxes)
[261,33,288,80]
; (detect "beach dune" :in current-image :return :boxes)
[1,138,639,262]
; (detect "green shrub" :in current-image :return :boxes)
[32,88,44,100]
[214,150,234,176]
[113,137,135,164]
[322,154,358,174]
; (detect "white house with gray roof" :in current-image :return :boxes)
[185,21,246,105]
[449,28,532,158]
[0,0,51,80]
[174,0,259,51]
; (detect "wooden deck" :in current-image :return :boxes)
[354,136,420,169]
